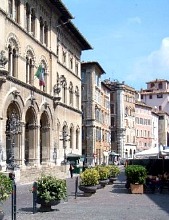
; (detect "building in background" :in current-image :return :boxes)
[135,101,158,152]
[0,0,91,179]
[158,111,169,147]
[141,79,169,113]
[81,62,111,165]
[104,80,136,159]
[140,79,169,148]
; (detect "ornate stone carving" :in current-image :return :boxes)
[0,50,8,68]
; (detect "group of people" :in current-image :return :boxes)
[145,171,169,193]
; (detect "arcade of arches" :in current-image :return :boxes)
[5,101,51,167]
[2,93,80,170]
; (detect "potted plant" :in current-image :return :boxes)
[79,168,100,196]
[108,165,120,184]
[36,175,67,211]
[125,165,147,194]
[0,173,12,220]
[95,166,110,187]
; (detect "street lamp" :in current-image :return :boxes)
[6,110,21,170]
[60,129,70,164]
[63,130,68,164]
[53,142,57,165]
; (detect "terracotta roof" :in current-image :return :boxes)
[135,101,152,109]
[146,79,169,84]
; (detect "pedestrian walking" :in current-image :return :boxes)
[69,164,74,178]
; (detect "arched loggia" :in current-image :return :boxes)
[40,111,50,164]
[6,103,21,167]
[25,107,37,165]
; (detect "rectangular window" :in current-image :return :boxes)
[110,104,115,114]
[149,94,152,99]
[111,117,114,126]
[159,116,164,120]
[157,94,163,98]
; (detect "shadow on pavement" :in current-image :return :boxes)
[112,183,129,194]
[119,167,169,215]
[19,207,33,212]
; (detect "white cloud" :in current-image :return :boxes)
[126,37,169,88]
[127,17,142,25]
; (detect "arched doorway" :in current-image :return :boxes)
[40,111,50,164]
[6,103,21,168]
[25,107,36,165]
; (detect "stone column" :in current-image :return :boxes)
[12,0,14,19]
[9,52,12,76]
[20,122,25,166]
[28,13,31,33]
[35,125,40,166]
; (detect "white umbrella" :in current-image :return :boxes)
[135,147,160,158]
[161,148,169,156]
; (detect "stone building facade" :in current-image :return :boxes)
[0,0,91,176]
[158,111,169,147]
[81,62,111,165]
[104,80,136,159]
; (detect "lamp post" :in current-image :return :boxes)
[53,142,57,165]
[63,130,68,164]
[6,110,21,170]
[60,129,70,164]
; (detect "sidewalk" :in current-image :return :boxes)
[3,167,169,220]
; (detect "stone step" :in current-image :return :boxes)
[19,165,69,184]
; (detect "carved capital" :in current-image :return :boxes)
[0,50,8,68]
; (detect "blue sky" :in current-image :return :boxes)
[62,0,169,90]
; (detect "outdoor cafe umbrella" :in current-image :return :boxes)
[135,146,160,158]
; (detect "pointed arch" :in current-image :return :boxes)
[75,126,80,150]
[25,106,37,165]
[6,33,20,77]
[69,123,74,149]
[69,82,73,106]
[6,103,22,166]
[25,47,35,85]
[75,86,79,109]
[40,111,50,164]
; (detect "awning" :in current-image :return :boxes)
[66,153,82,158]
[135,147,159,158]
[109,151,119,156]
[103,151,109,157]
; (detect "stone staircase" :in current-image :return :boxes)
[19,165,69,184]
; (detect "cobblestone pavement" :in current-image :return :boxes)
[2,166,169,220]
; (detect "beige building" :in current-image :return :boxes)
[81,62,111,165]
[0,0,91,179]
